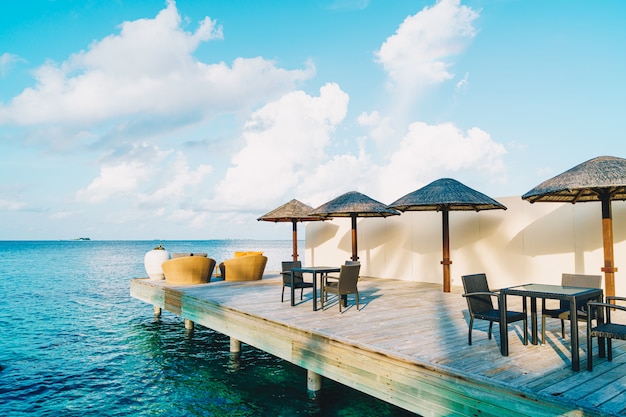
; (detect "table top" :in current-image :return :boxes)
[292,266,340,273]
[502,283,603,299]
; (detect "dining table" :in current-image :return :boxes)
[290,266,340,311]
[499,283,604,371]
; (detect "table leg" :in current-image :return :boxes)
[312,272,318,311]
[570,298,579,371]
[531,297,538,345]
[290,271,296,307]
[499,292,508,356]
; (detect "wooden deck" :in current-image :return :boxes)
[130,274,626,417]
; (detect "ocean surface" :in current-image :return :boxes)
[0,240,417,416]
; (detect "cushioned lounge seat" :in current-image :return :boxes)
[219,254,267,281]
[162,256,216,285]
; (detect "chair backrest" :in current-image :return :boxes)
[461,273,494,313]
[163,256,215,285]
[281,261,302,284]
[562,273,602,288]
[560,273,602,309]
[223,255,267,281]
[337,264,360,294]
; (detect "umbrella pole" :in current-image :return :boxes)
[600,193,617,297]
[441,208,451,292]
[292,220,299,262]
[351,214,358,261]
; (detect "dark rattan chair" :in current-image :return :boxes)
[541,273,602,343]
[322,263,360,312]
[462,273,527,347]
[324,260,360,282]
[280,261,313,303]
[587,296,626,371]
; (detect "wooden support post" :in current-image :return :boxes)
[441,209,452,293]
[307,369,322,398]
[351,214,359,261]
[230,337,241,354]
[600,194,617,297]
[228,337,242,372]
[184,319,194,330]
[153,305,162,317]
[292,219,299,261]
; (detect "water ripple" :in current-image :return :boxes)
[0,241,417,416]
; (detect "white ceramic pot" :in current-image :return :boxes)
[144,244,170,280]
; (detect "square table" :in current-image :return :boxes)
[500,283,603,371]
[291,266,340,311]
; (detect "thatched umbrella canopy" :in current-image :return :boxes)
[310,191,400,261]
[389,178,506,292]
[257,199,323,261]
[522,155,626,297]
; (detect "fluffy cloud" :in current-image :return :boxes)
[211,83,350,210]
[0,53,25,77]
[376,122,507,201]
[0,198,26,210]
[76,142,212,207]
[0,1,314,127]
[0,0,510,240]
[375,0,478,91]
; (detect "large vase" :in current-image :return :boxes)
[144,244,170,280]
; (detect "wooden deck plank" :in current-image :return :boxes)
[130,275,626,416]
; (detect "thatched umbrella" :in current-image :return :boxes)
[389,178,506,292]
[522,155,626,297]
[310,191,400,261]
[257,199,323,261]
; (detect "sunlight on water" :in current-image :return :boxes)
[0,241,417,416]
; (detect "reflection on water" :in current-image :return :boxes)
[0,241,417,416]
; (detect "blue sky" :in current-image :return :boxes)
[1,0,625,240]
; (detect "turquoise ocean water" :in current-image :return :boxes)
[0,240,416,416]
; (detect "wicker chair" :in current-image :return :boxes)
[462,273,527,347]
[587,296,626,371]
[322,263,360,312]
[324,260,360,283]
[280,261,313,303]
[162,255,216,285]
[218,254,267,281]
[541,273,602,343]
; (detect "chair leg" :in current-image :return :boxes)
[338,293,342,312]
[355,290,359,310]
[488,321,493,339]
[281,286,285,303]
[468,317,474,345]
[561,319,565,338]
[541,314,546,344]
[608,339,613,361]
[300,288,304,300]
[587,331,593,371]
[523,316,528,345]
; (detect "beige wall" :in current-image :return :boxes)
[304,196,626,294]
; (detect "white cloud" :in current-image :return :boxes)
[210,83,350,211]
[0,53,25,77]
[0,1,314,127]
[375,0,478,91]
[377,121,507,201]
[0,198,26,210]
[76,160,153,203]
[357,111,395,143]
[298,146,375,206]
[76,141,213,207]
[137,151,213,205]
[455,72,469,94]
